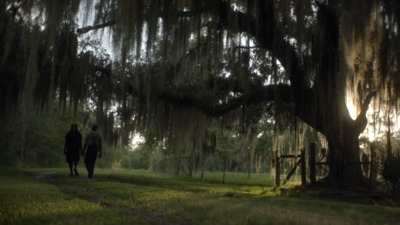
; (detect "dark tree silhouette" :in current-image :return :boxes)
[2,0,400,186]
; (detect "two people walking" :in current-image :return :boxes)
[64,124,102,178]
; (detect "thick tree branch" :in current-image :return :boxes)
[169,0,308,97]
[77,20,116,34]
[354,91,377,134]
[216,1,307,93]
[158,83,292,117]
[168,0,318,128]
[214,0,320,128]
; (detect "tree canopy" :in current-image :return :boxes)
[1,0,400,186]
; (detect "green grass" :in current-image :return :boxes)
[0,168,143,225]
[1,166,400,225]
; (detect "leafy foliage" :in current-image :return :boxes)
[0,108,67,167]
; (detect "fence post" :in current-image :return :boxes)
[301,149,306,186]
[369,144,375,192]
[275,150,280,186]
[309,143,316,184]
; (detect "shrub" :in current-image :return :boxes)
[380,153,400,193]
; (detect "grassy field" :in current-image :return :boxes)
[1,167,399,225]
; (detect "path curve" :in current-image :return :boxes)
[35,172,176,225]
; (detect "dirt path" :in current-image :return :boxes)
[35,172,177,225]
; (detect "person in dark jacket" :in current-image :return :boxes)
[64,124,82,176]
[82,124,102,178]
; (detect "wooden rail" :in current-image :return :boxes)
[275,149,306,186]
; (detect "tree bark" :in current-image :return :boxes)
[325,117,364,185]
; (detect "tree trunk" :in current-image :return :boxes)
[188,153,194,178]
[174,156,181,176]
[222,156,226,184]
[301,2,366,187]
[325,120,363,186]
[298,88,376,187]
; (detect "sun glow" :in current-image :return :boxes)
[346,95,378,142]
[346,94,400,142]
[345,97,358,120]
[130,133,144,150]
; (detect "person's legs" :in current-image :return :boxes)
[89,164,94,178]
[73,161,79,176]
[68,162,73,176]
[90,156,97,178]
[66,152,73,176]
[84,155,90,177]
[85,148,97,178]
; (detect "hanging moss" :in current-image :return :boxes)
[2,0,400,169]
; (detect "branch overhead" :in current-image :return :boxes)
[158,83,292,117]
[77,20,116,34]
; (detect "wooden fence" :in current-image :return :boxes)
[275,142,374,188]
[274,149,306,186]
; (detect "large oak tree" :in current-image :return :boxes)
[2,0,400,186]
